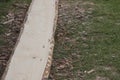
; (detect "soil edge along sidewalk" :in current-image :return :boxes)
[0,0,31,79]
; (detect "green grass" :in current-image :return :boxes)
[0,0,31,46]
[51,0,120,80]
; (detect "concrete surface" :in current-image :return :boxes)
[3,0,57,80]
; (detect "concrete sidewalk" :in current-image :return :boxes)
[2,0,58,80]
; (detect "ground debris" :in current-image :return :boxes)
[0,2,30,79]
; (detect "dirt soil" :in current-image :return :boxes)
[0,2,29,79]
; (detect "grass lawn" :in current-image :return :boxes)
[0,0,31,46]
[50,0,120,80]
